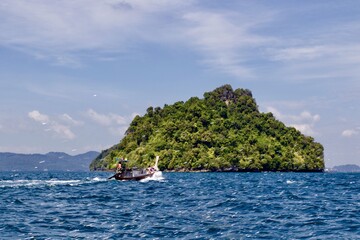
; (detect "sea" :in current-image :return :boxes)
[0,171,359,239]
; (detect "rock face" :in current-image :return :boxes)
[90,85,324,172]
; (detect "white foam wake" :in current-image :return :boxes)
[0,179,81,188]
[140,171,165,182]
[0,177,108,188]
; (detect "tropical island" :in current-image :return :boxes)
[90,85,324,172]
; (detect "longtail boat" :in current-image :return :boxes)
[108,156,159,181]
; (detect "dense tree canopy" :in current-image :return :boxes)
[90,85,324,172]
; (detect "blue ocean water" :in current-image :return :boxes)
[0,172,359,239]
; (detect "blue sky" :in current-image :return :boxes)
[1,0,360,167]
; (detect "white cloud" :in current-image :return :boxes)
[86,109,135,137]
[290,111,320,123]
[60,113,83,126]
[342,129,359,137]
[86,109,112,126]
[289,124,316,136]
[51,122,76,140]
[265,107,320,136]
[265,106,283,119]
[28,110,50,124]
[28,110,77,139]
[109,126,130,137]
[342,129,356,137]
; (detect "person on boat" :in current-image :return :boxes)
[116,161,122,173]
[147,166,155,174]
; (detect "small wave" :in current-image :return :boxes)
[92,177,109,182]
[286,180,296,184]
[47,179,82,186]
[92,177,102,181]
[86,177,108,182]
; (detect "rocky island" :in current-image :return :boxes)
[90,85,324,172]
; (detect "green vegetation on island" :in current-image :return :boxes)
[90,85,324,172]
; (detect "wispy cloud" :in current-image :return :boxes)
[266,32,360,82]
[269,44,360,68]
[48,123,76,140]
[1,0,360,83]
[0,0,273,76]
[86,109,136,136]
[28,110,77,139]
[0,0,190,65]
[60,114,83,126]
[269,46,327,61]
[86,109,127,126]
[181,10,274,78]
[266,107,320,136]
[342,128,360,138]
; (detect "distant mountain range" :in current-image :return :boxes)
[0,151,99,172]
[329,164,360,173]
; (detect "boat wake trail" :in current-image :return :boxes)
[0,177,108,188]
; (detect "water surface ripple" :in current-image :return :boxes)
[0,172,359,239]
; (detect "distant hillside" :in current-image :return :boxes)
[90,85,324,172]
[331,164,360,172]
[0,151,99,172]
